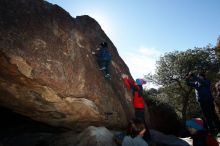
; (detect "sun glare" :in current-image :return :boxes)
[89,11,114,39]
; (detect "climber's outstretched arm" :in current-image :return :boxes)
[122,74,134,89]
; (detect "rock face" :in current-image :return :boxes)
[75,126,117,146]
[216,36,220,58]
[146,99,182,135]
[215,36,220,120]
[0,0,134,129]
[47,126,117,146]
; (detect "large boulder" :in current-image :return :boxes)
[0,0,134,129]
[216,36,220,58]
[146,98,182,135]
[215,36,220,120]
[46,126,117,146]
[0,0,183,134]
[76,126,117,146]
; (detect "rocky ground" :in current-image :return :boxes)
[0,106,219,146]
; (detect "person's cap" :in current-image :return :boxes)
[100,42,108,47]
[136,79,147,85]
[186,118,204,130]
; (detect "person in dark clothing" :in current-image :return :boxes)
[96,42,112,79]
[122,118,149,146]
[186,118,218,146]
[186,72,220,135]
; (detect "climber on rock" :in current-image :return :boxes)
[92,42,112,79]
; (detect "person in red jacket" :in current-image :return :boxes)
[121,74,154,145]
[121,74,146,122]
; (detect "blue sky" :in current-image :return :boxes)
[47,0,220,84]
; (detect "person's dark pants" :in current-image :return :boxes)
[97,60,110,75]
[199,101,220,132]
[135,108,145,122]
[135,108,153,145]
